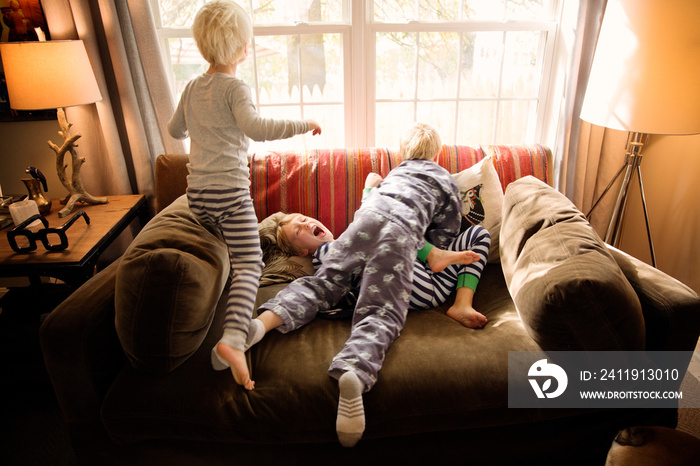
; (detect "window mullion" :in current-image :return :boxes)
[296,34,304,120]
[493,31,508,143]
[350,0,370,146]
[413,31,420,124]
[453,32,465,146]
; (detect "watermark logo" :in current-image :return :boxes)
[528,358,568,399]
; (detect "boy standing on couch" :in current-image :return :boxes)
[256,122,464,447]
[167,0,321,391]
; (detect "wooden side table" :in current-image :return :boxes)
[0,195,149,288]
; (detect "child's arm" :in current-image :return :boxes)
[232,83,321,141]
[362,172,383,201]
[167,90,189,139]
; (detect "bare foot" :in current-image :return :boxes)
[446,305,488,329]
[427,248,480,273]
[216,342,255,390]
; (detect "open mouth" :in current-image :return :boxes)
[312,225,324,237]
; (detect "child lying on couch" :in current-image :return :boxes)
[256,209,490,328]
[243,123,490,447]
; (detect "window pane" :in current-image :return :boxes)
[505,0,551,20]
[374,0,551,22]
[376,32,416,100]
[157,0,207,27]
[301,34,343,103]
[501,31,544,98]
[375,102,415,147]
[167,38,207,97]
[495,100,537,143]
[254,34,341,105]
[416,101,456,144]
[417,32,460,99]
[374,0,464,22]
[456,101,496,144]
[251,0,343,24]
[374,0,417,22]
[460,31,503,99]
[303,104,344,148]
[254,36,294,104]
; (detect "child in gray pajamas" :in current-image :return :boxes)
[167,0,320,391]
[254,123,469,447]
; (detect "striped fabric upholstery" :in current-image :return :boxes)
[250,144,551,238]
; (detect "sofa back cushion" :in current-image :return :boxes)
[499,176,645,351]
[155,153,189,213]
[115,195,230,373]
[250,144,551,238]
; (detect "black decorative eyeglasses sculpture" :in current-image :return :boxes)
[7,211,90,253]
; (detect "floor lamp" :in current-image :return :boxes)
[579,0,700,267]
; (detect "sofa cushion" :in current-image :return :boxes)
[453,156,504,262]
[115,195,230,373]
[499,176,645,351]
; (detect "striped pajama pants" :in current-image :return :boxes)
[408,225,490,310]
[187,187,263,351]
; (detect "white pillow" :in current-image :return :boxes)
[452,156,503,262]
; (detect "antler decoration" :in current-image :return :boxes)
[47,108,108,217]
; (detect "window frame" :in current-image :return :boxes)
[150,0,562,149]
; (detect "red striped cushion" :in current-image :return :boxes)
[250,144,551,237]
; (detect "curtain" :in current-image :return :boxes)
[555,0,630,236]
[41,0,185,215]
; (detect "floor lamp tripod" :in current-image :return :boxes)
[585,132,656,267]
[579,0,700,270]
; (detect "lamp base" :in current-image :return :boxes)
[48,108,108,218]
[586,132,656,267]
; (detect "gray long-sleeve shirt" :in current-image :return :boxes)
[168,73,309,190]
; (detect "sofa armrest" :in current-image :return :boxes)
[608,246,700,351]
[40,259,126,426]
[155,154,189,213]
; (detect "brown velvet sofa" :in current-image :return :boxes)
[40,145,700,465]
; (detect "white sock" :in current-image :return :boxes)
[211,320,265,371]
[244,319,265,351]
[336,371,365,447]
[211,344,229,371]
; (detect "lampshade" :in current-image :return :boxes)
[580,0,700,135]
[0,40,102,110]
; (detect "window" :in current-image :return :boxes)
[151,0,560,152]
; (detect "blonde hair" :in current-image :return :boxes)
[192,1,252,67]
[258,212,303,257]
[276,214,303,256]
[399,122,442,161]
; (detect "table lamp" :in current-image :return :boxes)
[579,0,700,267]
[0,40,108,218]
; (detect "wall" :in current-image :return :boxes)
[1,119,67,200]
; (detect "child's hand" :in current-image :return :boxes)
[306,120,322,136]
[364,172,383,189]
